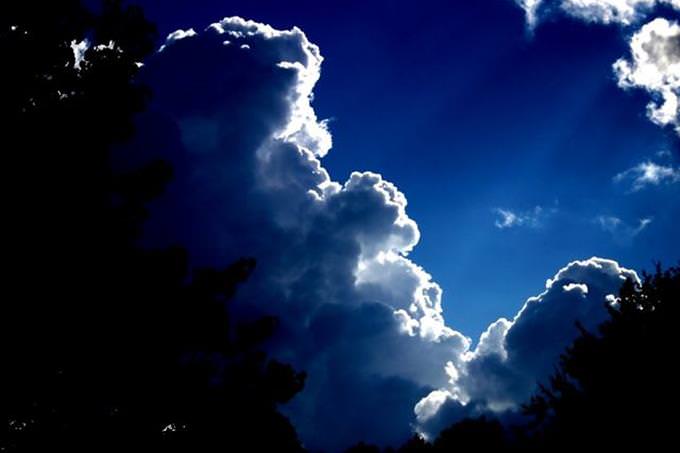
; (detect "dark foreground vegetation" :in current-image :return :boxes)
[1,2,304,452]
[1,2,677,452]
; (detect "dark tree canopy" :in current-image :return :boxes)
[522,263,680,451]
[432,416,508,451]
[1,2,305,452]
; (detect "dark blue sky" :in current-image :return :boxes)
[131,0,679,339]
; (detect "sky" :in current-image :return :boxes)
[129,0,678,338]
[114,0,679,450]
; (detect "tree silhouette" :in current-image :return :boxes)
[432,416,509,452]
[346,417,511,453]
[345,442,383,453]
[395,435,431,453]
[523,264,680,451]
[1,2,305,452]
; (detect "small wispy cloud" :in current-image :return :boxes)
[596,215,652,244]
[515,0,543,28]
[493,205,556,229]
[614,161,680,192]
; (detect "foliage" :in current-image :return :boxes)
[0,2,305,452]
[522,263,680,451]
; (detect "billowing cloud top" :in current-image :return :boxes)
[125,17,640,450]
[415,257,638,438]
[513,1,680,136]
[560,0,680,25]
[516,0,680,25]
[614,18,680,135]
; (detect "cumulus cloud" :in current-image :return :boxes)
[123,18,640,450]
[493,205,556,229]
[614,160,680,190]
[122,17,468,450]
[614,18,680,135]
[415,258,638,438]
[560,0,680,25]
[512,2,680,136]
[515,0,680,26]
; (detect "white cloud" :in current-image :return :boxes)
[416,257,639,438]
[493,205,555,229]
[511,2,680,135]
[560,0,679,25]
[414,390,453,424]
[160,28,197,51]
[613,18,680,135]
[614,160,680,190]
[515,1,680,26]
[494,209,522,228]
[596,215,652,244]
[563,282,589,294]
[515,0,544,28]
[468,318,512,360]
[132,17,467,449]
